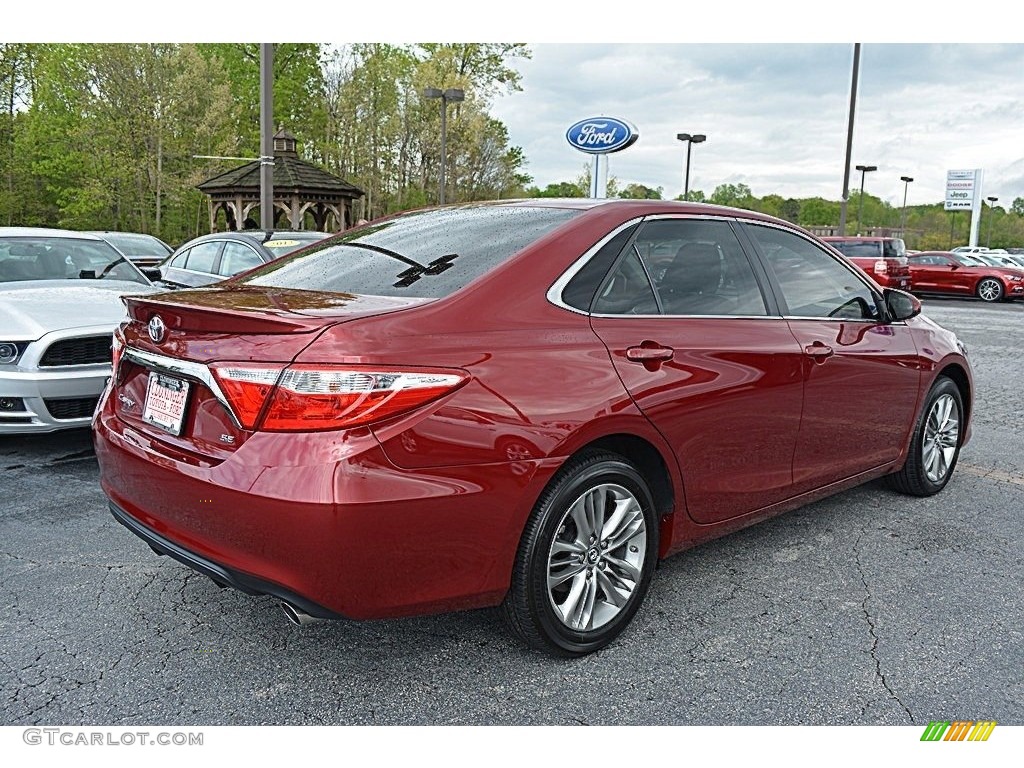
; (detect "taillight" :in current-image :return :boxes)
[262,367,468,431]
[210,363,468,432]
[874,259,888,275]
[209,363,284,429]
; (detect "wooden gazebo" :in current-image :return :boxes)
[197,129,364,232]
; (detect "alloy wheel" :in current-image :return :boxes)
[977,278,1003,302]
[546,483,647,631]
[922,393,960,483]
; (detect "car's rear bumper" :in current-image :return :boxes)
[94,403,558,620]
[877,274,912,290]
[108,500,344,618]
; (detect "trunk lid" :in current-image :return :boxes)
[113,286,432,459]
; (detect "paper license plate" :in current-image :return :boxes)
[143,372,191,435]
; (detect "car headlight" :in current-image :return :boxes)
[0,342,29,365]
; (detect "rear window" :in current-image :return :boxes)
[237,205,580,298]
[828,239,906,259]
[99,233,172,258]
[829,241,881,258]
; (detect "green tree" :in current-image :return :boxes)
[526,180,585,198]
[709,182,754,208]
[619,183,663,200]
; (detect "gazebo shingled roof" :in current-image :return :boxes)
[196,128,364,233]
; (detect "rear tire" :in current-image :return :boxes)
[887,376,963,496]
[976,277,1004,302]
[501,451,659,656]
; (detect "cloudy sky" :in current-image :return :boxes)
[490,43,1024,208]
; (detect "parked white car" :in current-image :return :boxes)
[0,228,159,433]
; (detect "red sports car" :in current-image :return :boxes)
[94,200,974,656]
[907,250,1024,302]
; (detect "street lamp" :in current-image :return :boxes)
[676,132,706,199]
[423,87,465,205]
[899,175,914,234]
[986,196,999,248]
[855,164,877,234]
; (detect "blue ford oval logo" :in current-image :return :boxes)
[148,315,166,344]
[566,117,639,154]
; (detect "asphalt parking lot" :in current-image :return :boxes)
[2,297,1022,726]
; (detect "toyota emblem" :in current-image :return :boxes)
[148,315,166,343]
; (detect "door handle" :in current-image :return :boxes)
[804,341,834,360]
[626,345,674,363]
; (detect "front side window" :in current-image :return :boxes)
[746,225,881,321]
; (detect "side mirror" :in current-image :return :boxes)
[949,263,960,270]
[884,288,921,321]
[141,268,163,282]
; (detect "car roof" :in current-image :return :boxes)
[0,227,107,241]
[820,236,895,242]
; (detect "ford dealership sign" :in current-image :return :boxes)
[566,117,639,154]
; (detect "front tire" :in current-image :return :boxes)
[976,277,1004,302]
[502,451,659,656]
[887,376,963,496]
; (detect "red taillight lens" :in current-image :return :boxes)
[261,366,468,432]
[210,363,284,429]
[210,363,468,432]
[874,259,888,275]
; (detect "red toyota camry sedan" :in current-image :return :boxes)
[93,200,974,656]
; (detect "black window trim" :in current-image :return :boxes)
[740,220,896,325]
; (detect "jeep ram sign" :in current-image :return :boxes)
[945,169,981,211]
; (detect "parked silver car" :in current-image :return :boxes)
[0,227,159,433]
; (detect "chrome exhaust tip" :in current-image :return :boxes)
[281,601,325,626]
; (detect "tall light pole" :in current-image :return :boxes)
[423,87,465,205]
[899,175,914,235]
[838,43,862,235]
[259,43,274,231]
[855,164,877,234]
[986,196,999,248]
[676,133,706,199]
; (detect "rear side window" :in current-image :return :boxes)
[219,242,263,276]
[561,224,638,311]
[882,239,906,258]
[185,242,221,274]
[633,219,767,316]
[238,206,580,298]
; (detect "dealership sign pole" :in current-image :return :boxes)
[566,117,639,199]
[944,169,983,247]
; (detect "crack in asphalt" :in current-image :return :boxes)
[853,530,914,724]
